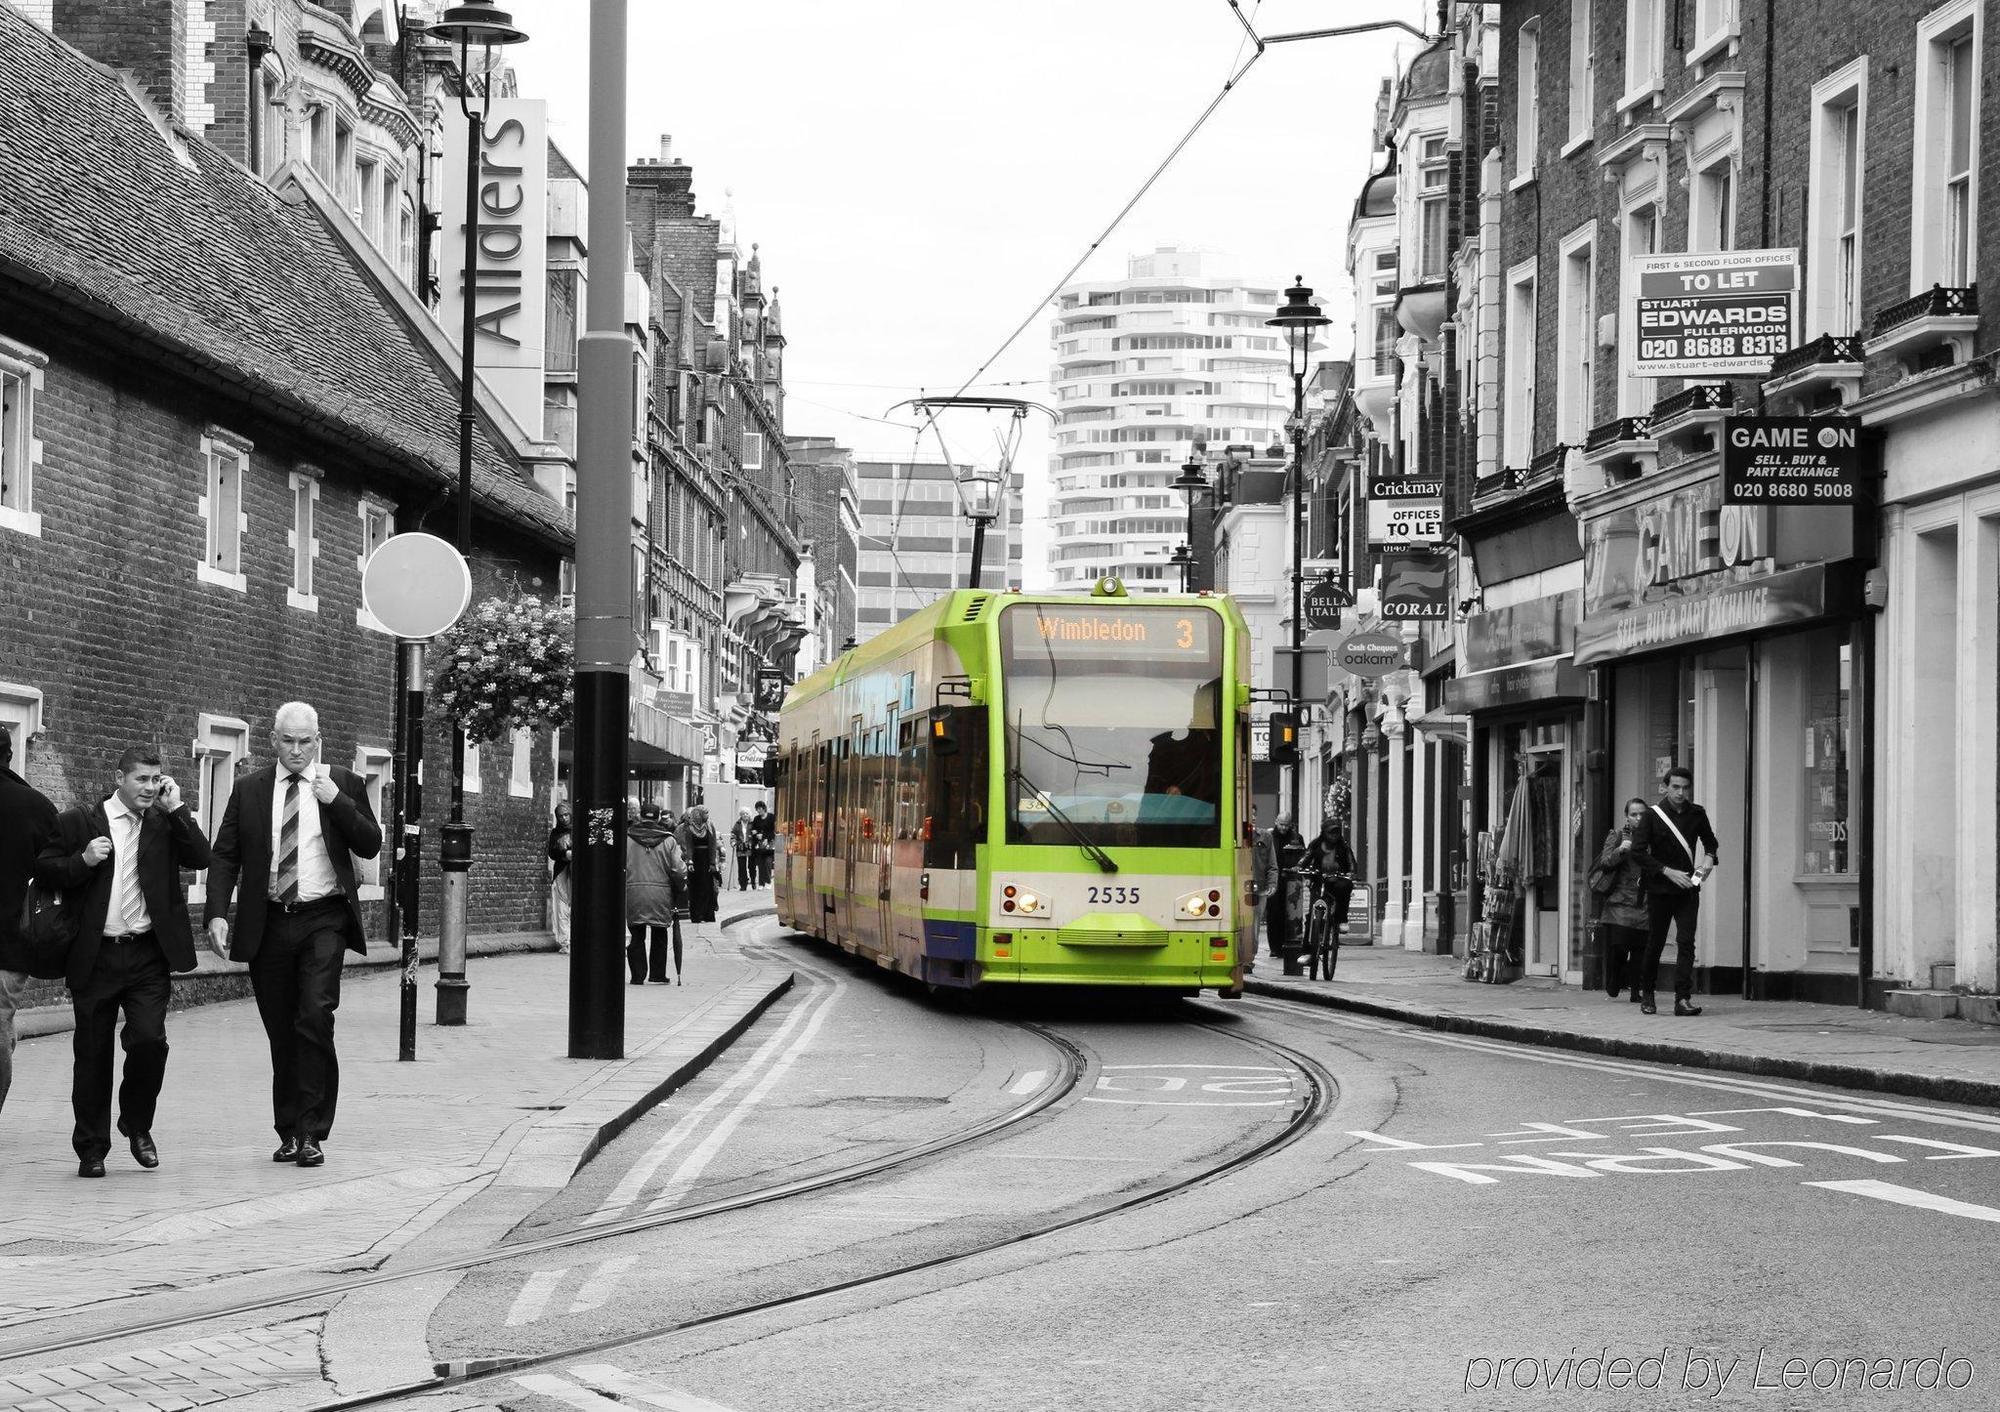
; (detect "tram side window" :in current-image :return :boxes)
[924,705,988,871]
[815,741,833,857]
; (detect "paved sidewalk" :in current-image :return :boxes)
[0,899,787,1337]
[1247,945,2000,1108]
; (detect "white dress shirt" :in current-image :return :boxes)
[102,794,153,936]
[269,770,339,902]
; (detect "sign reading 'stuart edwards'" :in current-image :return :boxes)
[1629,249,1797,378]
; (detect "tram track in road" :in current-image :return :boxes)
[288,1021,1338,1412]
[0,956,1085,1372]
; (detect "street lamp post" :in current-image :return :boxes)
[955,466,1003,589]
[1172,454,1209,592]
[1268,278,1330,839]
[426,1,529,1027]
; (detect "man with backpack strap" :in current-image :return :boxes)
[1628,765,1722,1017]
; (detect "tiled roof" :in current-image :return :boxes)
[0,9,571,549]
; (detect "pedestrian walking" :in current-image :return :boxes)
[626,803,686,984]
[203,702,383,1168]
[731,808,754,891]
[677,804,721,926]
[547,801,572,954]
[0,726,59,1122]
[1249,808,1277,967]
[1628,765,1722,1017]
[749,800,776,887]
[35,748,210,1176]
[1590,797,1651,1003]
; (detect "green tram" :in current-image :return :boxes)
[773,579,1256,993]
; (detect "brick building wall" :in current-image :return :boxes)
[51,0,186,123]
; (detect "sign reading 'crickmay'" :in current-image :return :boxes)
[439,99,548,439]
[1366,476,1445,545]
[1629,249,1796,378]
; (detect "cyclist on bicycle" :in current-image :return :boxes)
[1260,811,1307,969]
[1299,816,1359,953]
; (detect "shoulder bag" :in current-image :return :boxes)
[18,879,79,980]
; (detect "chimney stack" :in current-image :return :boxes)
[55,0,190,129]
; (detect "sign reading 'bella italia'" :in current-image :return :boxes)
[439,99,548,439]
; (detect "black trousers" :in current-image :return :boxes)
[1601,922,1647,996]
[735,850,751,889]
[751,851,773,887]
[628,922,682,982]
[70,934,170,1161]
[1642,889,1701,1003]
[248,902,347,1141]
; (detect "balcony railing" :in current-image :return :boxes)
[1768,334,1864,381]
[1527,444,1570,484]
[1872,283,1978,337]
[1583,416,1652,453]
[1649,382,1735,422]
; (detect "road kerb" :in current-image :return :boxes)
[1244,977,2000,1109]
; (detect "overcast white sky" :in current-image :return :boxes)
[508,1,1430,584]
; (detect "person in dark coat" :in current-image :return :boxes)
[203,703,383,1168]
[1303,817,1360,967]
[1592,797,1652,1002]
[676,804,721,925]
[1262,812,1306,962]
[1628,765,1722,1017]
[0,726,59,1120]
[35,747,211,1176]
[748,802,776,887]
[626,803,686,984]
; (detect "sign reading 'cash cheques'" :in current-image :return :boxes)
[1629,249,1796,378]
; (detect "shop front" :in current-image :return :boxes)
[1447,591,1590,984]
[1574,473,1860,1003]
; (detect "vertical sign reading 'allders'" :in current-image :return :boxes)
[1629,249,1797,378]
[440,99,548,439]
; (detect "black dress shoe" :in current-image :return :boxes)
[295,1137,325,1168]
[1674,1001,1704,1017]
[273,1136,302,1163]
[1641,1000,1658,1015]
[126,1130,159,1169]
[78,1157,106,1178]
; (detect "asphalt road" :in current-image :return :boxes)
[424,926,2000,1412]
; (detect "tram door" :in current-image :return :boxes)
[842,716,864,949]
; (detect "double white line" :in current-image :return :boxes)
[515,1364,739,1412]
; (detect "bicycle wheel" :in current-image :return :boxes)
[1307,906,1330,981]
[1322,903,1340,979]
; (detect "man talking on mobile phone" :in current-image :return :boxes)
[34,748,210,1177]
[203,702,381,1168]
[1628,765,1721,1018]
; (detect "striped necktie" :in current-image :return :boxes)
[116,812,146,935]
[276,773,302,904]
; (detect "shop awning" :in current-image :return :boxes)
[1407,708,1472,738]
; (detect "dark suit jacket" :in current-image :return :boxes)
[203,765,384,961]
[0,765,60,972]
[34,796,212,988]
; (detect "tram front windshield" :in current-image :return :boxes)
[999,603,1224,849]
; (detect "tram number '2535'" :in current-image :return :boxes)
[1087,885,1143,905]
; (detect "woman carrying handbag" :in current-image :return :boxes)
[1591,797,1651,1003]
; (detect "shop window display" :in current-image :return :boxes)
[1801,636,1853,877]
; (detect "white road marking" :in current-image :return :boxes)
[568,1256,635,1314]
[504,1269,566,1327]
[570,1364,743,1412]
[1805,1179,2000,1224]
[1082,1096,1291,1107]
[583,986,831,1225]
[1236,996,2000,1133]
[1689,1106,1878,1124]
[641,994,838,1214]
[512,1374,625,1410]
[1007,1070,1046,1095]
[1874,1136,2000,1159]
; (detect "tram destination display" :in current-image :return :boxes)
[1720,415,1862,505]
[1629,249,1797,378]
[1005,604,1217,660]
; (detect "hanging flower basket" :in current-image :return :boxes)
[433,594,575,745]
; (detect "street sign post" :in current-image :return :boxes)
[1720,415,1862,505]
[361,532,472,1062]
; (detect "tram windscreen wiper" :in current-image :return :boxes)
[1006,766,1118,874]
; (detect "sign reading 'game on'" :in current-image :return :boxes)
[1720,415,1863,505]
[1630,249,1797,378]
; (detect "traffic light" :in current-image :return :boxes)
[1269,711,1300,765]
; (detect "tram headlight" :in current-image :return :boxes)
[999,883,1046,916]
[1178,892,1210,919]
[1014,890,1044,915]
